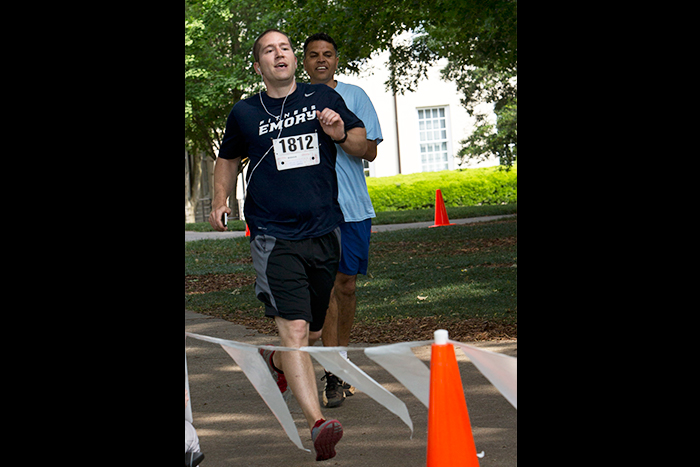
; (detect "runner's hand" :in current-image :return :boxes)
[209,205,232,232]
[317,109,345,142]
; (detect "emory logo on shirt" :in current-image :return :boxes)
[259,105,318,136]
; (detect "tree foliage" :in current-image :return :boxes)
[185,0,279,160]
[185,0,518,166]
[385,0,518,167]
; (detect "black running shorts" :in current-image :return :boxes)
[250,229,341,332]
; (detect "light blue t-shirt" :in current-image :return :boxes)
[334,82,384,223]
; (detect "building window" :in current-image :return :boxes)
[418,107,450,173]
[363,160,371,178]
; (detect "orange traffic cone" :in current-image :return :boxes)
[427,330,481,467]
[245,223,251,237]
[430,190,457,228]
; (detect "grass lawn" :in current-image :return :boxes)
[185,212,517,343]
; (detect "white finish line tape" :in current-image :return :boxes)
[184,331,517,452]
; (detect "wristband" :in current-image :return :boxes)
[332,131,348,145]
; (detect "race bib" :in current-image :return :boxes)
[273,132,320,171]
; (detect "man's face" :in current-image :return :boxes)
[303,40,339,85]
[255,31,298,83]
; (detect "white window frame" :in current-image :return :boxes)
[417,106,453,173]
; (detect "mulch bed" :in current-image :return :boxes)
[186,274,256,295]
[351,316,517,343]
[186,274,516,343]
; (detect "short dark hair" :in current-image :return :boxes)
[253,29,294,62]
[303,33,339,59]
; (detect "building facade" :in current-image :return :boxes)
[336,50,499,178]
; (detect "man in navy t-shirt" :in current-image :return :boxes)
[219,81,362,240]
[208,29,366,462]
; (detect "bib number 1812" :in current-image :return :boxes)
[273,132,320,171]
[278,135,315,153]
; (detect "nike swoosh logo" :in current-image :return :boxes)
[305,92,316,97]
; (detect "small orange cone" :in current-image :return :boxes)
[245,223,250,237]
[430,190,457,228]
[427,330,481,467]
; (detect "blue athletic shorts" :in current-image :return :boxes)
[338,219,373,277]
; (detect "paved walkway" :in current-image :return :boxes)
[185,310,517,466]
[185,214,517,242]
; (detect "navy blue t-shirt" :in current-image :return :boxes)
[219,83,365,241]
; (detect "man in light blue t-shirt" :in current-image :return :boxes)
[304,33,384,409]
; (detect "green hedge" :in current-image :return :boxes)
[367,166,517,212]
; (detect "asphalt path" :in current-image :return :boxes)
[184,215,517,242]
[185,310,517,466]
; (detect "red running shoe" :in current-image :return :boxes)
[312,419,344,462]
[259,348,292,403]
